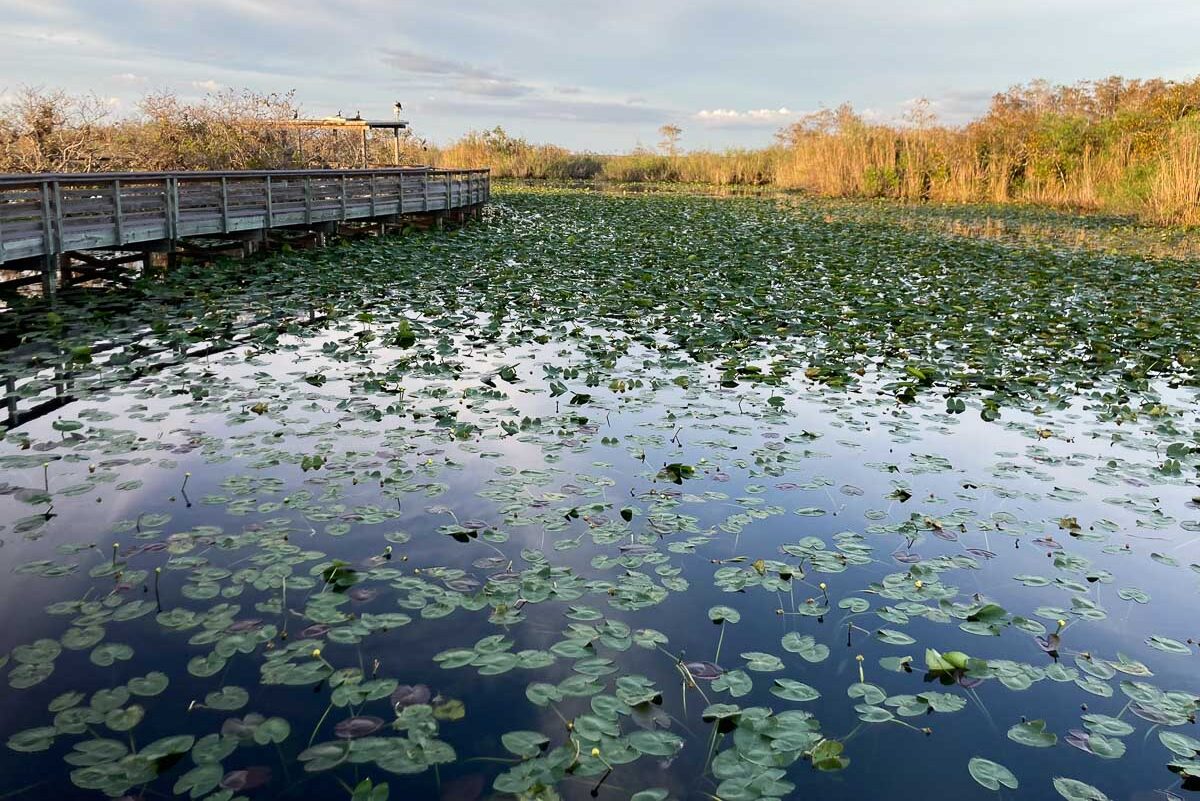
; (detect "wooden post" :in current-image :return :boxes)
[41,254,58,298]
[265,175,274,228]
[4,376,17,428]
[423,170,430,211]
[340,174,348,219]
[167,177,180,240]
[219,177,229,233]
[53,357,67,399]
[39,182,57,298]
[112,179,124,245]
[304,176,313,225]
[398,170,406,215]
[369,173,377,218]
[52,181,65,253]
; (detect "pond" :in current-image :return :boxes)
[1,185,1199,801]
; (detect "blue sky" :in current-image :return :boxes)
[2,0,1198,151]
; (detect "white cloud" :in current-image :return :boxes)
[693,107,799,126]
[1,0,1196,150]
[452,77,532,97]
[190,80,221,92]
[382,49,501,81]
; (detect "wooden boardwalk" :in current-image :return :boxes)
[0,166,490,295]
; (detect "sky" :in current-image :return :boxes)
[1,0,1199,152]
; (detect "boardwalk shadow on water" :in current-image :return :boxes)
[1,186,1200,800]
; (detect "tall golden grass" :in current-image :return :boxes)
[3,78,1197,225]
[434,77,1200,225]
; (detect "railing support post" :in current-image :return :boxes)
[112,179,125,246]
[265,175,274,228]
[166,177,179,240]
[39,182,57,298]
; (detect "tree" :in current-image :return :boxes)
[774,103,862,147]
[903,97,937,130]
[658,124,682,157]
[0,87,111,172]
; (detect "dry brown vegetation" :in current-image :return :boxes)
[2,77,1198,224]
[439,77,1200,225]
[0,87,429,173]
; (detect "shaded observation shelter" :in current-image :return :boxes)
[267,110,412,167]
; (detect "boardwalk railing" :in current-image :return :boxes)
[0,166,490,274]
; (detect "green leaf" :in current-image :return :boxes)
[104,705,144,732]
[6,726,57,753]
[1052,777,1110,801]
[253,717,291,745]
[712,668,753,697]
[707,605,741,624]
[501,730,550,758]
[139,735,196,760]
[780,632,829,662]
[204,686,249,711]
[1146,635,1191,655]
[968,757,1018,791]
[770,679,820,702]
[1159,730,1200,758]
[875,628,916,645]
[1008,719,1057,748]
[174,764,223,798]
[740,652,784,672]
[127,672,169,697]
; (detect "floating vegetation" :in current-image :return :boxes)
[1,185,1199,799]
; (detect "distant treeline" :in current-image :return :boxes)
[3,77,1198,224]
[439,78,1200,225]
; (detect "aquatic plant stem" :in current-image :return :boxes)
[274,742,291,783]
[702,726,720,776]
[307,702,333,747]
[965,686,996,732]
[280,576,288,639]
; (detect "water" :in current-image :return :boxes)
[1,189,1198,801]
